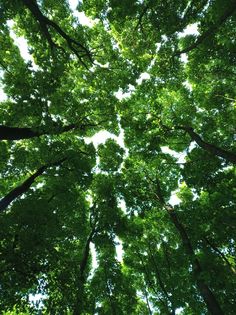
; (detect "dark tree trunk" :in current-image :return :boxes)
[21,0,92,63]
[165,205,224,315]
[177,126,236,164]
[0,158,66,212]
[0,125,40,140]
[0,124,76,141]
[153,181,224,315]
[73,228,96,315]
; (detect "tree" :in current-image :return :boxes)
[0,0,235,314]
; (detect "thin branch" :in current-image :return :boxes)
[135,4,149,32]
[147,242,174,311]
[175,1,236,55]
[21,0,93,65]
[203,236,236,275]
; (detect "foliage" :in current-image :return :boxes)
[0,0,235,314]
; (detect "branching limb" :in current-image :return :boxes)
[0,157,66,213]
[203,236,236,274]
[175,1,236,55]
[0,117,108,141]
[175,125,236,164]
[21,0,93,65]
[159,121,236,164]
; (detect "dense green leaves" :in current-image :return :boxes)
[98,139,125,172]
[0,0,235,314]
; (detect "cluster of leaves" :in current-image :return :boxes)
[0,0,235,314]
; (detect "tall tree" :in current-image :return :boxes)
[0,0,235,314]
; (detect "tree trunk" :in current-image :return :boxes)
[73,228,95,315]
[0,124,76,141]
[0,125,40,140]
[152,180,224,315]
[0,158,66,212]
[165,205,224,315]
[21,0,92,63]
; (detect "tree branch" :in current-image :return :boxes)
[21,0,93,65]
[160,121,236,164]
[79,227,96,280]
[0,125,41,140]
[147,243,175,314]
[175,1,236,55]
[175,125,236,164]
[203,236,236,275]
[0,119,107,141]
[0,157,66,213]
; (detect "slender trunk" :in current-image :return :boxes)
[164,204,224,315]
[176,1,236,55]
[137,252,160,296]
[138,247,174,314]
[147,243,175,314]
[152,181,224,315]
[143,284,153,315]
[104,266,117,315]
[0,158,66,212]
[176,126,236,164]
[73,228,95,315]
[79,229,95,277]
[161,241,176,296]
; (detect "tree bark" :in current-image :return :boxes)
[0,125,40,140]
[0,120,106,141]
[176,126,236,164]
[0,158,66,212]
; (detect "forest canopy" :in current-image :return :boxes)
[0,0,235,314]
